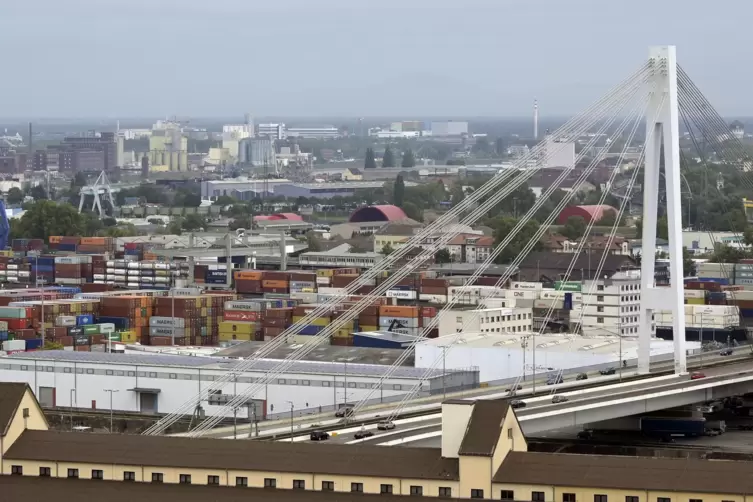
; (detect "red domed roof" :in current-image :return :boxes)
[349,205,408,223]
[557,205,617,225]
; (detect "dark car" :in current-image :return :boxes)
[576,373,588,380]
[720,348,733,356]
[546,375,563,385]
[310,430,330,441]
[354,429,373,440]
[552,395,569,404]
[510,400,526,409]
[335,406,354,418]
[599,367,616,375]
[505,384,523,394]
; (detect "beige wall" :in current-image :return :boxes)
[459,456,492,499]
[492,411,528,473]
[0,390,49,466]
[493,484,750,502]
[441,402,474,458]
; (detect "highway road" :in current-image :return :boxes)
[284,353,753,447]
[188,350,751,441]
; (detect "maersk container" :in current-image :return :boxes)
[56,316,77,327]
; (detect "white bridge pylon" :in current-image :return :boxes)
[639,46,686,375]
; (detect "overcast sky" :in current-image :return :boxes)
[1,0,749,118]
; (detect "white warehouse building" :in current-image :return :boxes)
[0,351,478,420]
[414,332,699,383]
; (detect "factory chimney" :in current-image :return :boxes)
[533,100,539,141]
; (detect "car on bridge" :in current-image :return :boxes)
[599,367,617,375]
[335,406,354,418]
[510,400,526,409]
[377,421,396,431]
[720,348,733,356]
[354,428,373,440]
[690,372,706,380]
[310,430,330,441]
[576,373,588,381]
[505,384,523,394]
[552,395,569,404]
[546,375,563,385]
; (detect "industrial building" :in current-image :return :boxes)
[257,123,286,140]
[430,121,468,137]
[0,350,477,418]
[33,132,117,172]
[436,306,534,337]
[148,121,188,172]
[286,127,340,139]
[414,331,697,383]
[3,384,752,502]
[238,138,275,167]
[571,271,650,336]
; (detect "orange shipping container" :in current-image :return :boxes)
[81,237,107,245]
[235,270,263,281]
[379,305,419,317]
[262,279,288,289]
[49,236,63,244]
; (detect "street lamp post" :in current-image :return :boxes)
[103,389,119,433]
[69,389,76,431]
[286,401,294,442]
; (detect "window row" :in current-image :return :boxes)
[499,490,726,502]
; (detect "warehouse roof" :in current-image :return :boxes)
[0,476,463,502]
[4,350,455,379]
[214,342,414,366]
[494,451,753,494]
[0,382,32,436]
[6,430,459,481]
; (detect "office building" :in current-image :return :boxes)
[286,127,340,140]
[257,123,286,140]
[34,132,117,172]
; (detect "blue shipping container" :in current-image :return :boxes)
[76,314,94,326]
[300,324,323,336]
[25,339,43,350]
[0,331,8,341]
[697,277,730,285]
[95,316,130,329]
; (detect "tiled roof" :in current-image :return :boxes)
[494,451,753,494]
[458,400,510,457]
[6,430,459,481]
[0,382,30,436]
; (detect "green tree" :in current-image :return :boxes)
[364,148,377,169]
[10,200,87,242]
[166,219,183,235]
[5,187,24,205]
[435,248,452,264]
[402,201,423,222]
[382,147,395,168]
[42,341,64,350]
[306,232,322,252]
[181,214,207,231]
[381,242,395,256]
[598,210,618,227]
[683,247,696,277]
[635,216,669,240]
[213,195,236,206]
[229,215,253,231]
[29,184,47,200]
[393,175,406,208]
[401,149,416,168]
[491,216,543,264]
[562,216,587,240]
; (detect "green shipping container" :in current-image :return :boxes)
[82,325,101,335]
[105,333,121,342]
[555,281,582,292]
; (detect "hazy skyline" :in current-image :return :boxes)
[2,0,750,119]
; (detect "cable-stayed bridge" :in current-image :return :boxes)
[141,46,753,438]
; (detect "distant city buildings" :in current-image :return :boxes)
[148,121,187,172]
[285,126,340,139]
[32,131,116,173]
[257,123,286,140]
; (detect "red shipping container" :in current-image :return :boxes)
[6,319,31,330]
[224,310,259,322]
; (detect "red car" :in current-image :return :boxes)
[690,372,706,380]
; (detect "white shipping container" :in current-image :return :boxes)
[149,327,185,337]
[55,256,91,264]
[315,276,331,285]
[318,287,348,295]
[55,316,76,327]
[6,264,17,270]
[98,323,116,334]
[505,289,537,300]
[150,317,186,328]
[56,278,85,285]
[419,294,448,303]
[17,271,30,278]
[386,290,417,300]
[289,292,319,303]
[540,290,567,300]
[379,317,419,328]
[684,289,706,299]
[511,281,543,291]
[225,301,262,311]
[534,299,565,309]
[2,340,25,351]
